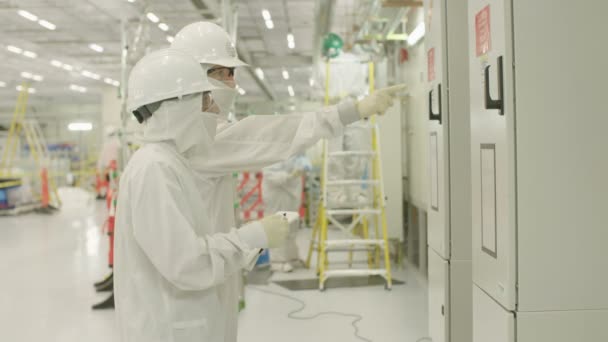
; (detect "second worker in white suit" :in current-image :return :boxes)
[113,49,291,342]
[263,154,312,272]
[171,21,407,342]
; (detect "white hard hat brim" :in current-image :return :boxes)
[205,56,249,68]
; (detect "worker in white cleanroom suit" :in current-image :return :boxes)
[113,48,290,342]
[171,21,406,342]
[327,119,374,208]
[262,154,312,272]
[97,127,120,176]
[96,127,120,198]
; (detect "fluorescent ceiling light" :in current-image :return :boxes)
[287,85,294,97]
[21,72,43,82]
[265,20,274,29]
[62,64,73,71]
[18,10,38,22]
[127,0,135,2]
[309,78,315,87]
[282,70,289,80]
[38,20,56,30]
[104,78,120,87]
[82,70,101,80]
[158,23,169,31]
[0,81,6,87]
[23,50,37,58]
[89,43,104,53]
[287,33,295,49]
[167,36,174,43]
[68,122,92,131]
[262,9,271,21]
[237,87,246,95]
[16,86,36,94]
[50,60,62,67]
[255,68,264,80]
[146,12,159,23]
[69,84,87,93]
[7,45,23,54]
[407,22,425,46]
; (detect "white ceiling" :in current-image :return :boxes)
[0,0,403,119]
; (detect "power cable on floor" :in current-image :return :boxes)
[249,286,372,342]
[249,287,434,342]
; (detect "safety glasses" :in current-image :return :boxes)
[207,67,235,78]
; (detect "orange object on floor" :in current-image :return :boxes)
[40,168,49,208]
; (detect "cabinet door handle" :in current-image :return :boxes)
[484,56,504,115]
[428,83,442,124]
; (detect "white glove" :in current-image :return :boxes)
[260,214,289,248]
[356,84,407,119]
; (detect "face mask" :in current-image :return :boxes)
[200,112,217,141]
[208,78,237,118]
[143,94,219,158]
[185,111,218,162]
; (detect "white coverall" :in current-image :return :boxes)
[115,94,360,342]
[114,95,267,342]
[187,101,360,342]
[262,155,312,264]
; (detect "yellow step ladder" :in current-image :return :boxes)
[0,83,61,210]
[306,61,392,291]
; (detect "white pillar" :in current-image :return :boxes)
[101,86,122,132]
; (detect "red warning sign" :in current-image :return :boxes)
[475,5,491,56]
[428,47,435,82]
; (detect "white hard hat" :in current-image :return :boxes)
[171,21,248,67]
[127,48,218,116]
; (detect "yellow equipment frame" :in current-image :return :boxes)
[0,83,61,209]
[306,61,392,291]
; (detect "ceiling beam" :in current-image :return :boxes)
[253,55,313,68]
[192,0,275,100]
[382,0,424,8]
[356,33,408,43]
[382,8,409,39]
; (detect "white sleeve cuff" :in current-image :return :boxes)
[337,99,361,126]
[242,249,262,271]
[236,221,268,249]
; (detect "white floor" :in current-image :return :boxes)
[0,188,429,342]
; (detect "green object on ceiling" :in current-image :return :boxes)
[322,32,344,59]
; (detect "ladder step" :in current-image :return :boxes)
[325,239,385,248]
[323,269,388,278]
[328,151,376,157]
[326,180,379,186]
[326,209,381,215]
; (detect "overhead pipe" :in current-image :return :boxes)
[381,8,409,39]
